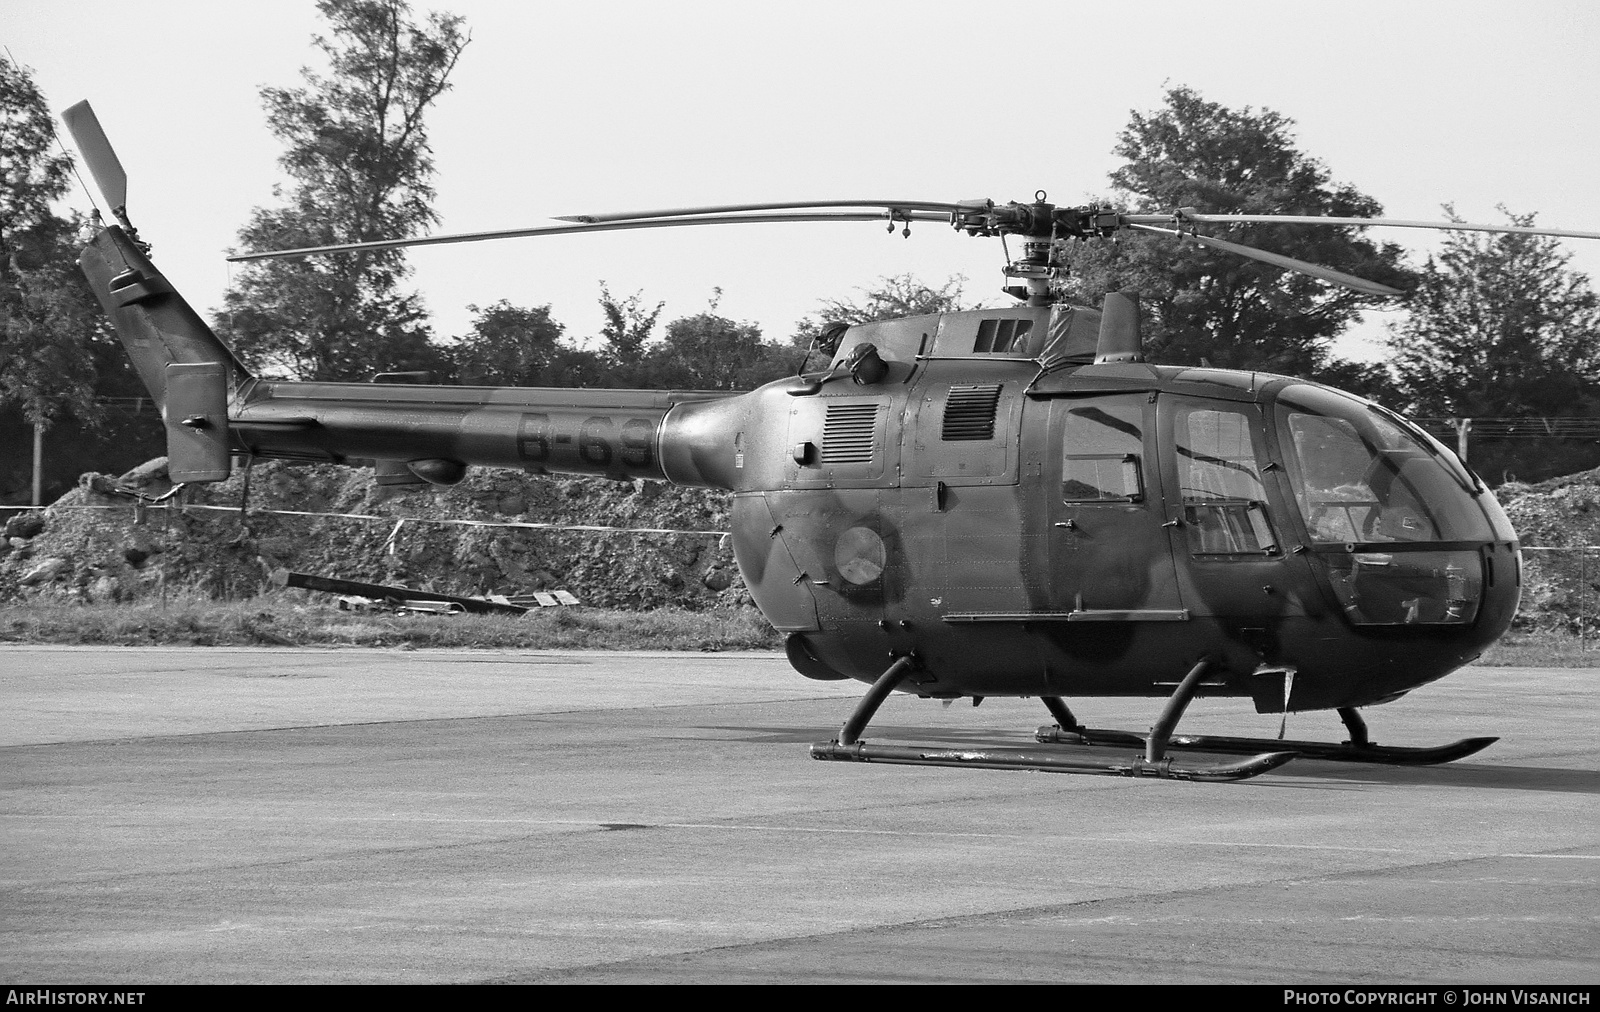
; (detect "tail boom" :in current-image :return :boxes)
[79,224,743,488]
[229,379,728,484]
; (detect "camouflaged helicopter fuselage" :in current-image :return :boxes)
[665,306,1521,713]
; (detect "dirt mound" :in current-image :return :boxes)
[0,459,744,610]
[1496,466,1600,631]
[8,458,1596,630]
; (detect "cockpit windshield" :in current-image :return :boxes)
[1275,385,1494,546]
[1273,384,1493,626]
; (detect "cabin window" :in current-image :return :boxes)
[1175,405,1278,555]
[974,318,1033,353]
[1061,402,1144,502]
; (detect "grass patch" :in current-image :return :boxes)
[1476,628,1600,668]
[0,595,784,652]
[2,597,1595,665]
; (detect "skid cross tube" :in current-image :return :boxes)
[837,655,915,746]
[1338,706,1370,747]
[1041,696,1085,737]
[1145,659,1211,763]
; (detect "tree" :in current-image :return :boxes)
[450,300,566,386]
[1386,208,1600,419]
[1059,86,1411,385]
[792,273,974,348]
[0,59,72,234]
[597,284,664,361]
[217,0,468,380]
[0,58,115,502]
[651,310,765,390]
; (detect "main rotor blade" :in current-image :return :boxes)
[1122,212,1600,241]
[555,199,963,224]
[228,209,951,262]
[1126,223,1405,297]
[60,101,127,212]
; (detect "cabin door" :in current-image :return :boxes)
[1046,394,1185,618]
[1154,394,1316,620]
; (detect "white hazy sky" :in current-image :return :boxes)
[7,0,1600,363]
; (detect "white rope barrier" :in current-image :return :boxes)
[3,502,731,538]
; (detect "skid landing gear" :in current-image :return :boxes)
[810,658,1295,781]
[1037,701,1497,766]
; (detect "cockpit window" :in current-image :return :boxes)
[1276,385,1494,545]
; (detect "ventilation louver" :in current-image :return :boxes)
[942,384,1002,441]
[822,403,881,463]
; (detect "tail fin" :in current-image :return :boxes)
[79,225,251,481]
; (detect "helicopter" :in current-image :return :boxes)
[61,101,1600,782]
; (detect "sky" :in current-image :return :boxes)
[7,0,1600,363]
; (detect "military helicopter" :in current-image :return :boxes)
[62,101,1600,781]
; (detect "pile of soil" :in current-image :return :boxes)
[0,458,744,610]
[5,459,1596,630]
[1497,466,1600,632]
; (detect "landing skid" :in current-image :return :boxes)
[810,740,1295,781]
[1036,705,1497,766]
[811,656,1295,781]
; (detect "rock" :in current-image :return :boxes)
[632,479,662,501]
[3,512,44,539]
[20,557,69,586]
[703,569,733,591]
[496,496,525,516]
[119,458,170,488]
[83,474,123,497]
[254,536,298,562]
[89,575,121,602]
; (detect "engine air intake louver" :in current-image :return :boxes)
[942,384,1002,441]
[822,403,881,463]
[974,318,1033,353]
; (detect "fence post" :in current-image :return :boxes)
[31,424,43,506]
[1452,417,1472,463]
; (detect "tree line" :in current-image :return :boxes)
[4,0,1598,502]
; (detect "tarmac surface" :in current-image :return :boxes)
[1,646,1596,985]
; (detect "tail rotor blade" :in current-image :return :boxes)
[61,100,128,213]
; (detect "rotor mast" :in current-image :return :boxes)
[950,192,1122,306]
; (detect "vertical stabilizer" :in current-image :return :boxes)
[79,226,250,481]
